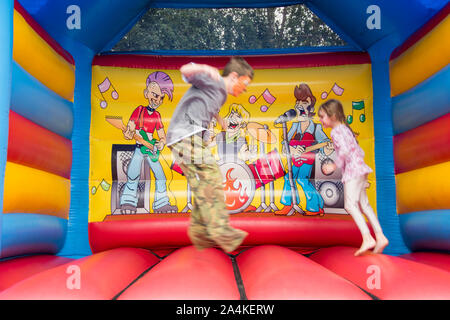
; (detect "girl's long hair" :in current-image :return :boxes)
[319,99,359,139]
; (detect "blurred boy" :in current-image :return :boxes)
[167,57,254,252]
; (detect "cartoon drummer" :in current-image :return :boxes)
[276,83,334,216]
[212,103,258,163]
[206,103,259,213]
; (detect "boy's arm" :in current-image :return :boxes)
[180,63,221,83]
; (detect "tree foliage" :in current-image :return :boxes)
[111,5,345,51]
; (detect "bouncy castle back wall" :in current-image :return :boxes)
[88,52,376,253]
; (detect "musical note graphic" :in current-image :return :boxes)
[321,83,344,100]
[91,179,111,195]
[98,77,119,109]
[347,100,366,124]
[249,88,276,112]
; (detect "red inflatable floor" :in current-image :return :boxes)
[0,245,449,300]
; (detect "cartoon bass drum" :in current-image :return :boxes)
[218,149,285,214]
[219,159,256,214]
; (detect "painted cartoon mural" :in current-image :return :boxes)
[89,59,375,223]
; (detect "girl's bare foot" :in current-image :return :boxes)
[355,234,376,256]
[373,232,389,254]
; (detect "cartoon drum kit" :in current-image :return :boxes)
[220,122,285,213]
[171,122,286,214]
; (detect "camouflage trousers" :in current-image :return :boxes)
[169,134,248,252]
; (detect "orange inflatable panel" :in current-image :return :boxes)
[394,113,450,174]
[309,246,450,299]
[400,252,450,273]
[0,255,73,292]
[117,246,241,300]
[0,248,159,300]
[8,111,72,179]
[237,245,371,300]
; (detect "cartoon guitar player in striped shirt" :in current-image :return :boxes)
[120,71,178,214]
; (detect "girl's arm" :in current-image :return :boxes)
[333,144,345,169]
[332,127,352,169]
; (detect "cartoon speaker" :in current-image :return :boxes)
[110,144,151,215]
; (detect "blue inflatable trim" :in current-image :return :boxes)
[370,41,410,256]
[392,64,450,135]
[18,0,448,54]
[57,46,94,259]
[0,0,14,258]
[11,61,73,139]
[1,213,67,259]
[399,210,450,252]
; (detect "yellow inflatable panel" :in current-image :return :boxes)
[2,161,70,219]
[13,9,75,101]
[390,16,450,97]
[396,161,450,214]
[90,61,376,223]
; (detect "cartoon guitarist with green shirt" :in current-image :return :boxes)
[120,71,178,214]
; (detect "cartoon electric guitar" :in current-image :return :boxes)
[105,115,160,162]
[289,132,329,166]
[137,129,160,161]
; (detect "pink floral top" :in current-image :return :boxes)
[330,124,372,183]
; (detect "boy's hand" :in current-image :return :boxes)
[204,65,221,82]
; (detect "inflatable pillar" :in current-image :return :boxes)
[59,45,94,258]
[0,0,14,256]
[369,39,409,255]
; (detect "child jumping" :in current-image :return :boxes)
[166,57,254,253]
[318,99,389,256]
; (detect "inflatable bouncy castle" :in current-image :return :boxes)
[0,0,449,300]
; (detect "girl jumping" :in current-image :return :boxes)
[318,99,389,256]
